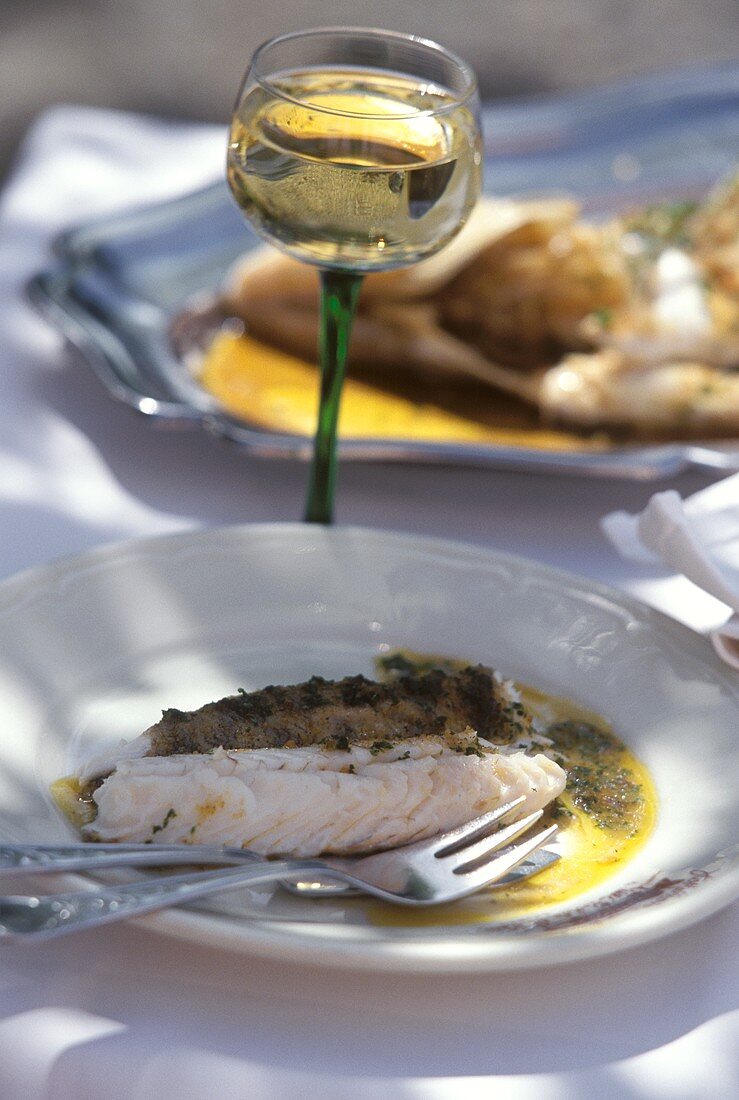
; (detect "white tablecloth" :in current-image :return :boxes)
[0,106,736,1100]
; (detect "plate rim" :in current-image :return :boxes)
[1,521,738,973]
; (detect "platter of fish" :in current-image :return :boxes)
[0,524,737,971]
[27,67,739,478]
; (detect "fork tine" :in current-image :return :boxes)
[424,795,528,858]
[453,823,559,894]
[445,808,544,871]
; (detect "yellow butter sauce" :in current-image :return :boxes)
[50,775,95,831]
[368,680,657,928]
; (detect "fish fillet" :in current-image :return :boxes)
[84,735,566,856]
[76,666,566,856]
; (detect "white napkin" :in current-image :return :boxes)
[602,473,739,668]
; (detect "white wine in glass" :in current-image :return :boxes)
[227,29,482,522]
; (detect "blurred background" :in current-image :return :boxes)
[2,0,738,182]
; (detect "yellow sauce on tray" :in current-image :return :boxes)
[199,330,609,451]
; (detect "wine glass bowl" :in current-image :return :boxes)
[226,28,482,521]
[228,28,482,271]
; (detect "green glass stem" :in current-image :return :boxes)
[304,268,364,524]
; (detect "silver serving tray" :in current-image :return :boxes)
[28,64,739,478]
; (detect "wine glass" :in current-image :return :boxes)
[227,27,482,523]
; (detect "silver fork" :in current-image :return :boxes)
[0,800,557,901]
[0,799,558,941]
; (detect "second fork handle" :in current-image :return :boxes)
[1,860,341,941]
[0,843,264,875]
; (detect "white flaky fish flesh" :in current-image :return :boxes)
[84,736,566,856]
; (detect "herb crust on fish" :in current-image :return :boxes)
[144,665,522,756]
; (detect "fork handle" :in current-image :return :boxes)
[0,843,262,875]
[0,860,336,941]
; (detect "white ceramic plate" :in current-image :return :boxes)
[0,525,737,972]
